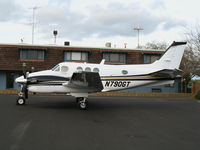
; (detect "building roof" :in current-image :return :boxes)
[0,43,165,53]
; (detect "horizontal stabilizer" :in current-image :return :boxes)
[151,69,182,78]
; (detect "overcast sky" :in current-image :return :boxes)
[0,0,199,48]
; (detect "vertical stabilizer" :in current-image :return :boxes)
[154,42,187,69]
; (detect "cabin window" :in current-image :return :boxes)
[122,70,128,75]
[93,68,99,73]
[61,66,69,72]
[64,51,88,61]
[144,54,161,64]
[20,48,45,60]
[103,53,126,63]
[85,67,91,72]
[77,66,83,72]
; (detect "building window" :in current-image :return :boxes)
[165,84,174,87]
[152,88,162,92]
[20,49,45,60]
[144,54,161,64]
[103,53,126,63]
[64,51,88,61]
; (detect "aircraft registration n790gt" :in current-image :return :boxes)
[15,41,187,110]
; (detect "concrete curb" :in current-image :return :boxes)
[0,90,20,95]
[91,92,192,97]
[0,90,192,98]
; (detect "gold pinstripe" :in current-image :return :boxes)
[47,81,66,83]
[101,76,165,80]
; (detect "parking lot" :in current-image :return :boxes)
[0,94,200,150]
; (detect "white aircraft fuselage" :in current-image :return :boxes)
[16,62,172,94]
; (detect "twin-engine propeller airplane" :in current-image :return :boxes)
[15,41,187,110]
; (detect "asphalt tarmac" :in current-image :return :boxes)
[0,94,200,150]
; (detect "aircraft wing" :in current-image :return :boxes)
[63,72,103,93]
[150,69,182,78]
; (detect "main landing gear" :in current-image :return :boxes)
[76,97,88,110]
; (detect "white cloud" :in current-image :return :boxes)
[35,0,186,41]
[1,0,199,47]
[0,0,25,21]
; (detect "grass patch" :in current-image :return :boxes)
[195,91,200,100]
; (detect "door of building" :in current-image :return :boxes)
[6,72,14,89]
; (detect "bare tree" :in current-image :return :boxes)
[182,25,200,92]
[144,41,168,50]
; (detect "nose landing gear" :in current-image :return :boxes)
[16,92,26,105]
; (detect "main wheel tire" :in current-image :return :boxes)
[78,101,87,110]
[78,100,88,110]
[16,97,26,105]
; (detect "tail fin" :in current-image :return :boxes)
[154,41,187,69]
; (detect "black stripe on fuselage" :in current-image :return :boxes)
[27,75,69,85]
[28,75,70,82]
[28,83,64,86]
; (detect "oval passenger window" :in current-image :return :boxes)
[122,70,128,75]
[77,66,83,72]
[93,68,99,73]
[85,67,91,72]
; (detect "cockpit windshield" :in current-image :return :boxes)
[51,65,68,73]
[51,64,59,71]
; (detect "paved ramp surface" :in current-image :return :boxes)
[0,95,200,150]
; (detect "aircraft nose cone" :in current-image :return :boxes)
[15,76,27,84]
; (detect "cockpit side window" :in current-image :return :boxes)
[61,66,69,72]
[51,64,59,71]
[54,66,60,72]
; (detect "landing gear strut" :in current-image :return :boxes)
[76,97,88,110]
[16,83,28,105]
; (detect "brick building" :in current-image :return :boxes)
[0,43,181,92]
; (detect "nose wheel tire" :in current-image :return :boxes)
[16,97,26,105]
